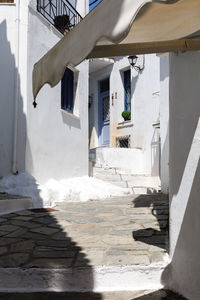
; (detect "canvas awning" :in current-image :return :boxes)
[33,0,200,100]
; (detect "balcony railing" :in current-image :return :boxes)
[37,0,82,34]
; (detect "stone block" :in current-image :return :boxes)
[0,253,30,267]
[31,227,59,236]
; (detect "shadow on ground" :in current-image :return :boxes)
[131,194,169,251]
[0,207,101,299]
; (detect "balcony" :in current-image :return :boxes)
[37,0,82,34]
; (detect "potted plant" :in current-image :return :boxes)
[122,110,131,121]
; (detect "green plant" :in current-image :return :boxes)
[122,110,131,121]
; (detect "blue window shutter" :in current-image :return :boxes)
[124,69,131,112]
[61,68,74,112]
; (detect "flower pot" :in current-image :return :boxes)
[123,117,130,121]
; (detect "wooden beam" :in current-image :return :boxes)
[87,39,200,59]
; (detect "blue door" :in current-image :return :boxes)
[98,79,110,146]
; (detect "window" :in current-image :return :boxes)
[124,69,131,113]
[61,68,74,113]
[116,135,131,148]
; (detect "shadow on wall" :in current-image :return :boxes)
[0,206,101,299]
[0,20,27,177]
[161,52,200,299]
[162,120,200,298]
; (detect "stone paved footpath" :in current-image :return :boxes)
[0,290,187,299]
[0,194,169,268]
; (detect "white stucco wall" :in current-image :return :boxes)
[0,1,89,185]
[159,54,169,194]
[89,55,161,176]
[26,6,89,184]
[0,4,16,177]
[131,54,160,176]
[167,51,200,300]
[0,0,29,177]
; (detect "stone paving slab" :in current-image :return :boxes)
[0,194,168,268]
[0,290,187,299]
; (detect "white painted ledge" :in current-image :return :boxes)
[61,109,80,120]
[0,3,16,5]
[117,121,133,129]
[0,262,169,292]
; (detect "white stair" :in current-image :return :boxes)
[89,148,161,195]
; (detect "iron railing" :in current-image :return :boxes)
[37,0,82,34]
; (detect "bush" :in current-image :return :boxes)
[122,110,131,120]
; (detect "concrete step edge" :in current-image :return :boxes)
[0,261,169,292]
[0,197,33,216]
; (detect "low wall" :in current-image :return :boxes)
[94,147,145,174]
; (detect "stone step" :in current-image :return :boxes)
[93,172,160,193]
[0,193,32,215]
[92,166,160,185]
[109,181,128,188]
[94,173,122,182]
[93,167,117,175]
[0,263,168,293]
[92,164,134,175]
[123,175,160,186]
[0,290,186,299]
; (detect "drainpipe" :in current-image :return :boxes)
[12,0,20,175]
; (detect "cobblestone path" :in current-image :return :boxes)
[0,194,168,268]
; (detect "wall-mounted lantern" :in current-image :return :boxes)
[128,55,143,72]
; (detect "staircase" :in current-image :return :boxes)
[90,148,161,194]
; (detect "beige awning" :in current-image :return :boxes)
[33,0,200,100]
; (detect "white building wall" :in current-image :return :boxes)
[167,51,200,300]
[0,4,15,177]
[0,0,89,185]
[0,0,29,177]
[26,4,89,184]
[159,55,169,194]
[89,54,161,176]
[129,54,160,176]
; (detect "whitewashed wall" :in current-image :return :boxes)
[167,51,200,300]
[26,4,89,184]
[131,54,160,176]
[89,55,161,176]
[159,54,169,194]
[0,0,29,177]
[0,3,16,177]
[0,0,89,185]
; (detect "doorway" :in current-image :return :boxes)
[98,78,110,146]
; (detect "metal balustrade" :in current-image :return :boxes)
[37,0,82,34]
